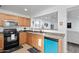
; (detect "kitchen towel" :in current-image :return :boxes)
[11,34,16,40]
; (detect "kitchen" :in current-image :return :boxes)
[0,5,76,53]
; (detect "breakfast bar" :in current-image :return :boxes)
[26,31,64,53]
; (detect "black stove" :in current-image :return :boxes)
[3,29,19,50]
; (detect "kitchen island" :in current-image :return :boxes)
[26,31,64,53]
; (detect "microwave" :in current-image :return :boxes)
[4,20,18,27]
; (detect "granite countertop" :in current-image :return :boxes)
[0,28,65,39]
[28,31,65,39]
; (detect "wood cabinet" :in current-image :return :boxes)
[32,34,44,52]
[0,19,3,26]
[32,34,37,47]
[0,13,31,27]
[27,33,33,45]
[0,13,18,26]
[27,33,44,52]
[18,17,31,27]
[0,34,4,50]
[0,13,5,26]
[19,32,27,45]
[25,18,31,27]
[58,39,62,53]
[4,14,18,20]
[17,17,23,26]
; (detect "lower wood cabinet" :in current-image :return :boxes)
[0,34,4,50]
[19,32,27,45]
[27,33,44,52]
[27,33,33,45]
[32,34,44,52]
[27,33,62,53]
[58,39,62,53]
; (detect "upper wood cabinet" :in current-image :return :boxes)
[18,17,31,27]
[25,18,31,27]
[19,32,27,45]
[0,13,31,27]
[18,17,24,26]
[3,14,18,20]
[0,13,5,26]
[0,13,18,26]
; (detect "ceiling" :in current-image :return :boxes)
[67,6,79,18]
[0,5,55,17]
[35,12,58,20]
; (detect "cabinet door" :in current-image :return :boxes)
[0,13,5,26]
[32,34,37,48]
[18,17,23,26]
[3,14,18,25]
[32,34,44,52]
[0,13,19,27]
[19,32,27,45]
[0,18,3,27]
[4,14,18,20]
[18,17,31,27]
[27,33,33,45]
[0,34,4,49]
[36,35,44,52]
[25,18,31,27]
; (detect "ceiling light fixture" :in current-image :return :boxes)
[24,8,28,11]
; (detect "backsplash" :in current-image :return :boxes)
[31,18,58,30]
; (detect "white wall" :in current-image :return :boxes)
[67,31,79,44]
[31,18,58,30]
[67,17,79,32]
[67,17,79,44]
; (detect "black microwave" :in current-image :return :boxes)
[4,20,18,27]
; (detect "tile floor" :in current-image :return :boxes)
[12,42,79,53]
[67,42,79,53]
[12,44,32,53]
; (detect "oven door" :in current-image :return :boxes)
[7,34,17,42]
[4,32,19,50]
